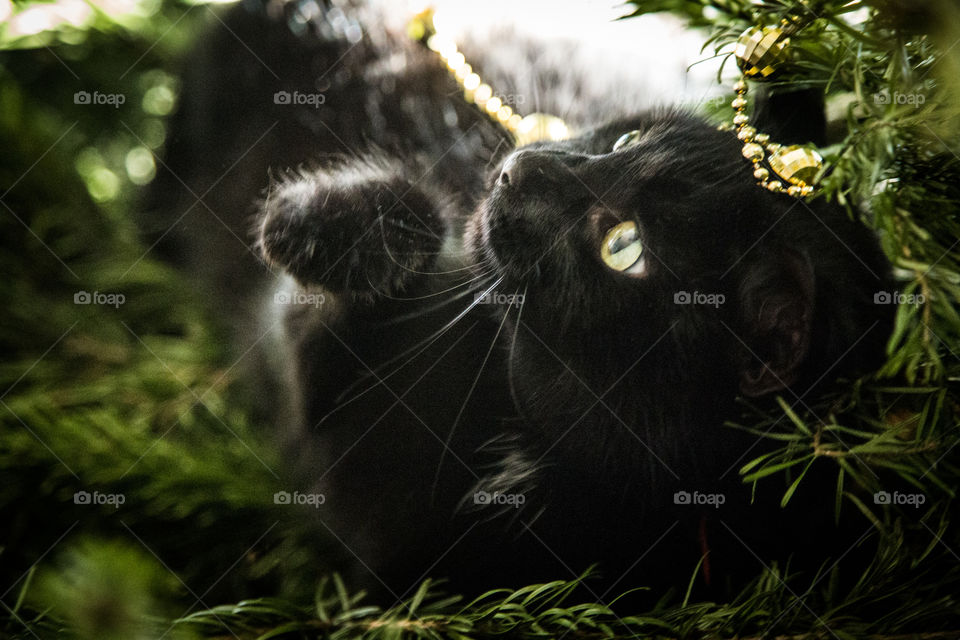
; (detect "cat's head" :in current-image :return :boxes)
[466,110,893,479]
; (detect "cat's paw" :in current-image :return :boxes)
[258,158,446,296]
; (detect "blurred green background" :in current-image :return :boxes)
[0,1,340,637]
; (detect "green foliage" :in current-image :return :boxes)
[33,540,184,640]
[634,0,960,548]
[1,0,959,638]
[0,2,336,635]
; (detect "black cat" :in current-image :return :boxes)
[148,0,894,604]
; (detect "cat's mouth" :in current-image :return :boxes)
[471,199,544,282]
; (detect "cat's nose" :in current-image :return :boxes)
[497,153,522,186]
[497,150,573,190]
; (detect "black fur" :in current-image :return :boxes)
[147,0,895,605]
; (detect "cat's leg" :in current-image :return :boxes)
[257,153,448,300]
[257,150,457,466]
[257,153,493,598]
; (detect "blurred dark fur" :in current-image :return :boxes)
[145,0,894,605]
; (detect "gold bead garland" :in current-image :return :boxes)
[410,8,823,196]
[730,21,824,198]
[408,8,570,146]
[730,77,821,197]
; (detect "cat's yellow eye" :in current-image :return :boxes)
[601,221,643,272]
[613,130,642,152]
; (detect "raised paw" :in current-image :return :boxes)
[257,157,446,296]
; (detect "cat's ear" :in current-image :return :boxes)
[736,248,815,397]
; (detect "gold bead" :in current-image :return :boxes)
[485,96,502,114]
[768,145,823,186]
[733,113,750,126]
[737,126,757,142]
[463,73,481,91]
[427,34,457,59]
[446,52,465,71]
[731,96,747,110]
[800,185,814,196]
[742,142,764,161]
[474,83,492,104]
[497,105,513,122]
[766,180,784,192]
[507,114,523,131]
[717,122,734,132]
[735,26,790,79]
[754,132,770,145]
[753,167,769,180]
[455,63,472,80]
[734,79,747,93]
[787,185,802,197]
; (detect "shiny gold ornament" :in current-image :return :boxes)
[407,7,435,41]
[600,221,643,272]
[735,26,790,79]
[753,167,769,181]
[514,113,570,146]
[768,145,823,185]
